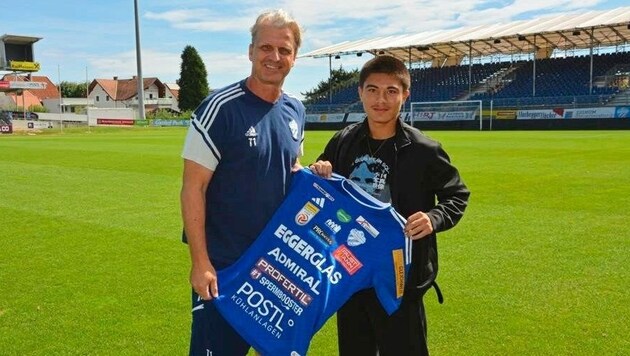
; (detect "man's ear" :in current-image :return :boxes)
[248,44,254,61]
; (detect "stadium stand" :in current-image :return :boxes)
[306,51,629,113]
[469,52,629,107]
[300,7,630,129]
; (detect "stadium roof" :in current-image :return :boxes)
[300,6,630,64]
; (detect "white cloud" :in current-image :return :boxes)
[88,49,181,82]
[87,48,254,90]
[145,8,257,32]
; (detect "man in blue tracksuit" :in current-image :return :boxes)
[180,9,312,356]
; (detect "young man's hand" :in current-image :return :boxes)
[309,160,333,178]
[405,211,434,240]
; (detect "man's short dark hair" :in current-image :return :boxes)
[359,55,411,92]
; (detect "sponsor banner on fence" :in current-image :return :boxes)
[399,112,411,122]
[563,107,615,119]
[412,111,476,121]
[27,121,53,129]
[346,113,366,123]
[0,124,12,134]
[615,107,630,118]
[517,108,564,120]
[151,119,190,127]
[97,118,135,126]
[495,110,517,120]
[306,113,346,123]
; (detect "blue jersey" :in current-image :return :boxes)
[213,169,412,356]
[184,79,305,266]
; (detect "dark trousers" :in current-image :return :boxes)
[189,290,250,356]
[337,288,429,356]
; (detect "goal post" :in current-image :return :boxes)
[409,100,483,130]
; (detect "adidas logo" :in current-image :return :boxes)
[245,126,257,137]
[245,126,257,147]
[311,197,325,208]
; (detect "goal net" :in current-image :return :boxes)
[409,100,483,130]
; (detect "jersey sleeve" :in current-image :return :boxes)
[295,97,306,158]
[181,125,218,170]
[181,94,229,170]
[372,209,411,315]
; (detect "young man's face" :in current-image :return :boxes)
[249,24,297,88]
[359,73,410,126]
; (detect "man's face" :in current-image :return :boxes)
[359,73,410,125]
[249,24,297,87]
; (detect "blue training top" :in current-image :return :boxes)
[186,79,305,266]
[213,169,412,356]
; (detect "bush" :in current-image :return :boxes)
[28,104,48,113]
[146,109,192,120]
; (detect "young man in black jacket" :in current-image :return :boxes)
[309,55,470,356]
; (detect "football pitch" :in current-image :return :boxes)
[1,127,628,355]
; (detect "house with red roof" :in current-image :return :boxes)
[88,76,179,113]
[0,74,59,110]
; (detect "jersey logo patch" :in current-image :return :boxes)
[347,229,366,247]
[288,119,299,140]
[332,245,363,275]
[313,182,335,201]
[356,216,380,238]
[245,126,257,147]
[325,219,341,234]
[392,249,405,298]
[311,197,325,208]
[295,201,319,226]
[309,225,333,245]
[336,209,351,223]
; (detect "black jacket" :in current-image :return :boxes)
[318,119,470,299]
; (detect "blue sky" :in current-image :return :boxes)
[1,0,627,99]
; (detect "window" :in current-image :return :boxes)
[149,93,154,99]
[106,96,110,101]
[96,96,100,102]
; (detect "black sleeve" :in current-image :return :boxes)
[426,144,470,233]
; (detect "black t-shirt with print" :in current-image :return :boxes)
[348,136,396,203]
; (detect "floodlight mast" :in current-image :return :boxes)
[134,0,145,120]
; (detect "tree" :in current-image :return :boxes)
[59,81,87,98]
[177,45,210,111]
[302,66,359,103]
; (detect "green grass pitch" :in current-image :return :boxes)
[0,127,628,355]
